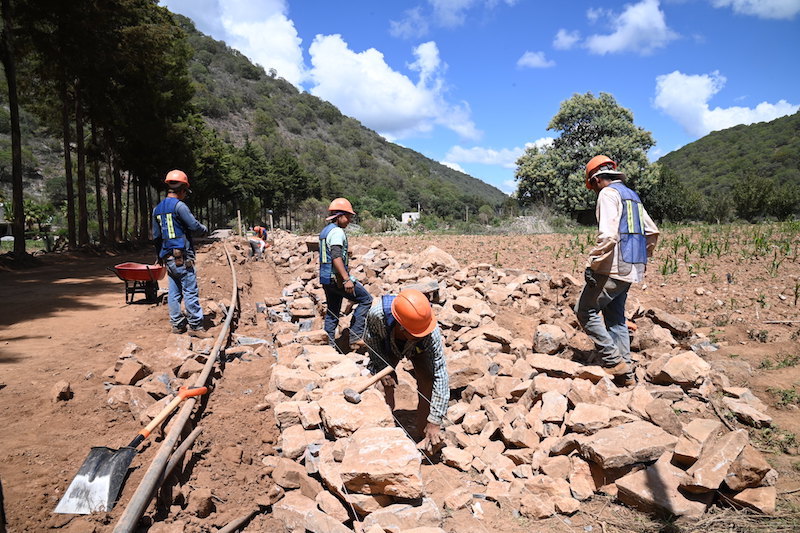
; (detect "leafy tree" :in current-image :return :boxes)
[732,174,773,221]
[768,182,800,220]
[478,204,494,224]
[516,92,655,215]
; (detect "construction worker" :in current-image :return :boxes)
[576,155,659,384]
[363,289,449,446]
[319,198,372,347]
[152,170,210,338]
[248,225,268,260]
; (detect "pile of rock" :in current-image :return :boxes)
[260,232,777,531]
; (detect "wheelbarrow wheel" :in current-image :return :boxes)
[144,281,159,303]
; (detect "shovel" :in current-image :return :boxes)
[54,385,208,514]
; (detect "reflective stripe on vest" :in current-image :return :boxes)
[608,182,647,265]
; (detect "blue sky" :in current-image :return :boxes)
[159,0,800,195]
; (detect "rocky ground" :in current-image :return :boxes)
[0,224,798,532]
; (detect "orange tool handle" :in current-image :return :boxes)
[130,386,208,446]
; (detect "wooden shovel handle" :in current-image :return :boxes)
[128,386,208,448]
[356,365,394,394]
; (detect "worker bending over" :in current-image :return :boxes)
[248,225,268,260]
[576,155,659,385]
[319,198,372,348]
[363,289,449,446]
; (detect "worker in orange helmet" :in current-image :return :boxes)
[362,289,449,447]
[319,198,373,348]
[576,155,659,386]
[248,225,268,260]
[152,170,209,338]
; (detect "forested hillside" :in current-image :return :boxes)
[657,112,800,219]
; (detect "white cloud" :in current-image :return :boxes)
[441,161,466,172]
[308,36,480,140]
[502,179,517,194]
[553,29,580,50]
[585,0,678,55]
[653,70,799,137]
[446,137,553,168]
[517,51,555,68]
[390,7,430,38]
[711,0,800,19]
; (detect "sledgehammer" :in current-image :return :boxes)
[343,365,394,404]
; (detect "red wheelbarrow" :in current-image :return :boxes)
[108,262,167,304]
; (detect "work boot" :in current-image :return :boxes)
[602,361,630,376]
[188,328,211,339]
[171,324,187,334]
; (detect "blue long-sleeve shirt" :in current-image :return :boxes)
[152,198,208,259]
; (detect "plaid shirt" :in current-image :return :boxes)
[363,301,449,425]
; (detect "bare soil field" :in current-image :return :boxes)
[0,224,798,532]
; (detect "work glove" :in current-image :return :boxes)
[584,267,597,288]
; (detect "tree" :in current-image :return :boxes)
[732,174,773,221]
[515,92,655,215]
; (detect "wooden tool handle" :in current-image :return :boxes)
[356,365,394,394]
[128,386,208,448]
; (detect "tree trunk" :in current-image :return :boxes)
[142,182,151,240]
[74,80,88,245]
[60,78,76,247]
[113,163,122,240]
[0,0,25,259]
[91,120,104,242]
[129,173,135,240]
[105,147,115,242]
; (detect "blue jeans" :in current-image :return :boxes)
[323,281,372,343]
[574,274,631,368]
[166,257,204,329]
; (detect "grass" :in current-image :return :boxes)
[749,329,770,343]
[768,386,800,408]
[760,353,800,370]
[751,426,798,454]
[0,239,47,252]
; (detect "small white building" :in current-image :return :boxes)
[401,211,420,224]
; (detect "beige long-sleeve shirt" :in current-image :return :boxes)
[587,181,659,284]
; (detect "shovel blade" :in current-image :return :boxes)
[54,446,137,514]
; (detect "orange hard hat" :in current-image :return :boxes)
[584,155,619,189]
[327,198,355,215]
[165,169,190,187]
[391,289,437,337]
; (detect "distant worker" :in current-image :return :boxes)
[153,169,210,338]
[319,198,372,348]
[576,155,659,385]
[363,289,449,447]
[249,225,268,260]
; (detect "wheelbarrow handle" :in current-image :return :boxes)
[127,386,208,449]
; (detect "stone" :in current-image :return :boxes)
[273,492,351,533]
[531,374,572,398]
[526,353,579,377]
[318,388,394,438]
[540,456,571,479]
[272,365,320,394]
[539,391,567,423]
[177,358,204,378]
[444,488,473,510]
[299,401,322,429]
[569,457,595,501]
[568,403,612,434]
[272,458,323,499]
[616,453,711,518]
[723,387,768,413]
[442,446,473,471]
[683,429,749,493]
[729,486,776,514]
[186,487,214,518]
[50,381,73,402]
[446,353,486,389]
[645,399,683,436]
[462,411,488,434]
[115,360,150,385]
[339,427,423,498]
[722,398,772,428]
[673,419,723,466]
[274,401,302,429]
[650,351,711,386]
[725,445,771,491]
[418,245,460,270]
[628,385,655,419]
[279,425,325,460]
[534,324,566,354]
[580,421,678,469]
[106,385,156,418]
[315,491,349,523]
[361,498,442,532]
[520,494,554,519]
[645,308,693,336]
